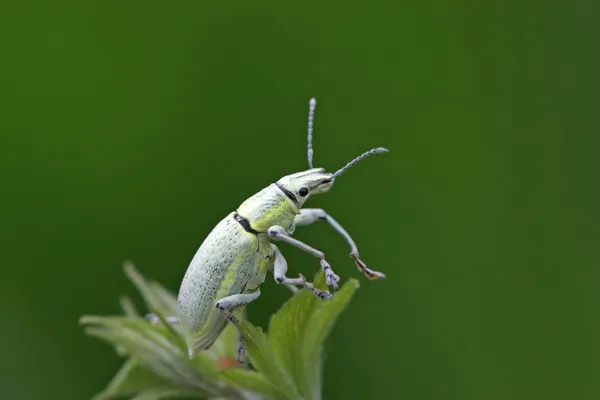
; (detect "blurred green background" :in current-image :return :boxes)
[1,1,599,399]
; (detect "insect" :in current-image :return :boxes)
[174,98,388,360]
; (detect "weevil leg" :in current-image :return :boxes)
[237,330,246,363]
[145,314,180,325]
[270,244,333,299]
[293,208,386,280]
[267,260,300,294]
[215,291,261,312]
[268,225,340,290]
[285,284,300,294]
[215,291,261,364]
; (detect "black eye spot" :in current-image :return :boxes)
[299,187,309,197]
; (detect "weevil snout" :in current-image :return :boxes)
[275,169,335,207]
[310,172,335,195]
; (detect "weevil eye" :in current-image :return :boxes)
[299,187,309,197]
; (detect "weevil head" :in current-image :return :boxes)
[275,168,334,208]
[273,98,389,209]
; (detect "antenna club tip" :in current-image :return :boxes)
[376,147,389,153]
[309,98,317,106]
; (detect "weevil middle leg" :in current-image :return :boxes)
[267,225,340,291]
[267,261,300,294]
[271,244,332,299]
[293,208,386,280]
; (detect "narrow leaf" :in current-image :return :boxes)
[120,296,140,317]
[123,262,186,343]
[147,281,178,316]
[91,358,170,400]
[130,387,205,400]
[80,316,223,397]
[220,369,283,399]
[123,262,176,319]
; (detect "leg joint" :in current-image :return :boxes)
[267,225,286,239]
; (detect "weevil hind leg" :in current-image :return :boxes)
[268,225,340,290]
[215,291,261,365]
[236,330,254,368]
[270,244,333,300]
[293,208,387,280]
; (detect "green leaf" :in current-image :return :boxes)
[129,387,205,400]
[220,369,283,399]
[123,262,186,345]
[312,271,328,292]
[120,296,140,318]
[237,321,301,400]
[84,266,360,400]
[80,316,223,397]
[147,281,178,317]
[302,279,360,400]
[268,287,320,398]
[91,358,171,400]
[267,270,340,399]
[123,262,177,320]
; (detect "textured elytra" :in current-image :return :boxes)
[177,212,273,353]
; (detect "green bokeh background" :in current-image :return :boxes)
[1,1,598,399]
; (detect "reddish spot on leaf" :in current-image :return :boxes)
[217,356,243,369]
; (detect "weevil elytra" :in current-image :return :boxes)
[172,98,388,360]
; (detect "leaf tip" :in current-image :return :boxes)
[79,314,99,325]
[123,260,139,280]
[119,295,139,317]
[346,278,360,290]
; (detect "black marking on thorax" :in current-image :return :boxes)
[234,213,261,252]
[234,213,259,235]
[275,182,298,206]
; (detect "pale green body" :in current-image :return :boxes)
[175,98,388,360]
[177,183,299,355]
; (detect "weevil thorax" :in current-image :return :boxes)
[237,168,334,232]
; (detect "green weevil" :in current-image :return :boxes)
[156,98,388,360]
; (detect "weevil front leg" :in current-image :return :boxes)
[215,291,261,364]
[267,225,340,290]
[271,244,332,299]
[294,208,386,280]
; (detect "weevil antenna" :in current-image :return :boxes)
[307,98,317,168]
[332,147,389,178]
